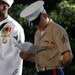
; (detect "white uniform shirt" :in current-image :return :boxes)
[0,15,25,75]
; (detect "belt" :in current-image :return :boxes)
[36,66,61,72]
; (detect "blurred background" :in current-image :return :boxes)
[9,0,75,75]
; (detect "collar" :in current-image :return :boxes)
[35,19,53,38]
[43,19,53,33]
[0,15,12,26]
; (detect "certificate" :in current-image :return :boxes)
[15,42,44,54]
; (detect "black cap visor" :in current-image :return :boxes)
[30,13,41,26]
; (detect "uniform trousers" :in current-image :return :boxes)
[36,69,64,75]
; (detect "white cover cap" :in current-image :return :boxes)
[2,0,14,7]
[20,1,46,21]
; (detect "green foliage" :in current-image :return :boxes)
[49,1,75,37]
[58,1,75,28]
[63,64,75,75]
[22,67,36,75]
[67,0,75,4]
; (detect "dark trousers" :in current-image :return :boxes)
[36,69,64,75]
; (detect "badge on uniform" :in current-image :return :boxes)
[1,26,11,44]
[62,35,68,44]
[12,68,18,75]
[44,40,53,44]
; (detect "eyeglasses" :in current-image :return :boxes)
[30,13,41,26]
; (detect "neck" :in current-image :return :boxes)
[0,14,8,22]
[46,18,50,25]
[44,18,50,28]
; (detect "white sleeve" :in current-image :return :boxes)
[18,27,25,43]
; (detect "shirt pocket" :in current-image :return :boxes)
[41,39,53,48]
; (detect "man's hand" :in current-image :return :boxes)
[19,51,35,62]
[19,51,29,59]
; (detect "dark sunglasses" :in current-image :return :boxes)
[30,13,41,26]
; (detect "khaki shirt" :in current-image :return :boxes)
[34,19,71,68]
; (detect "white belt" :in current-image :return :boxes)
[36,66,61,72]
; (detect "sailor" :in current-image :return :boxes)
[0,0,25,75]
[20,1,73,75]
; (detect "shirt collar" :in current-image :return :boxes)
[0,15,11,26]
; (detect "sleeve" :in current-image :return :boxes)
[53,26,71,54]
[12,24,25,44]
[18,25,25,43]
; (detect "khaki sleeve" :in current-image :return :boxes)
[53,26,71,54]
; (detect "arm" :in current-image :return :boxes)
[60,50,73,67]
[53,25,73,67]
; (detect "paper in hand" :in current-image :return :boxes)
[15,42,44,54]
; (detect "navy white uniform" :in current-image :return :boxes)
[0,15,25,75]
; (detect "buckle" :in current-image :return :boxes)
[37,67,46,72]
[36,66,61,72]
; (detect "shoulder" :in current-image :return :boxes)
[52,20,66,33]
[7,15,23,30]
